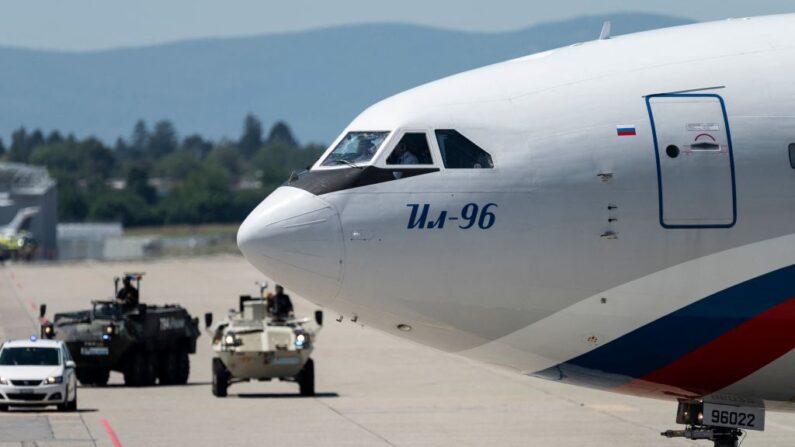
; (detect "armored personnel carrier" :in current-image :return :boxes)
[40,273,201,387]
[206,283,322,397]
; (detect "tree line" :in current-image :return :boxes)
[0,115,324,226]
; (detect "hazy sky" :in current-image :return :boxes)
[3,0,794,51]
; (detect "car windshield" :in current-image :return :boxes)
[93,302,120,319]
[320,131,389,167]
[0,347,60,366]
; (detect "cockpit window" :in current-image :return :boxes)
[321,131,389,167]
[435,130,493,169]
[386,133,433,165]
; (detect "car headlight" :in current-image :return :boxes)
[294,333,310,349]
[0,377,7,385]
[44,376,63,385]
[42,324,55,339]
[223,333,240,346]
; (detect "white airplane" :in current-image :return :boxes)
[238,15,795,446]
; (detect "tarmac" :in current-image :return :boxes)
[2,255,795,446]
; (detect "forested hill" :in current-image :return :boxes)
[0,13,690,144]
[0,117,323,226]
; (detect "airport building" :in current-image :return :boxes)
[0,162,58,259]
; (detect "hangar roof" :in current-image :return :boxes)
[0,163,55,195]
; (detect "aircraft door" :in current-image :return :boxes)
[646,94,736,228]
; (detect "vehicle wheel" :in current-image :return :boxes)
[146,351,159,385]
[123,353,143,386]
[173,350,190,385]
[297,358,315,396]
[57,387,75,411]
[76,368,110,386]
[124,351,158,386]
[123,352,144,386]
[158,350,189,385]
[212,358,229,397]
[59,389,77,412]
[94,368,110,386]
[75,368,94,385]
[157,350,177,385]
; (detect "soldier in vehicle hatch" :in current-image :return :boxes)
[115,276,139,311]
[268,285,294,320]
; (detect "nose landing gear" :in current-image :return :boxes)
[661,427,742,447]
[661,400,761,447]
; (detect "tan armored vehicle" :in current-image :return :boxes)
[205,284,322,397]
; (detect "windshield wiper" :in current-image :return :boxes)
[333,159,363,170]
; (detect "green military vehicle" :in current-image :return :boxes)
[40,273,201,387]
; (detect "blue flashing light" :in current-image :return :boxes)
[102,334,110,341]
[29,335,37,342]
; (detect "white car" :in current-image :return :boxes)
[0,338,78,411]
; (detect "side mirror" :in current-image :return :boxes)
[39,304,47,319]
[315,310,324,326]
[204,312,213,329]
[65,360,76,369]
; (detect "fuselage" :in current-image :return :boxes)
[238,15,795,409]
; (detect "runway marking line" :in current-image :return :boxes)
[5,269,43,321]
[101,417,123,447]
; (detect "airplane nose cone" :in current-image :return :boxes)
[237,186,344,303]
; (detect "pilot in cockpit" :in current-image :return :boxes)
[354,139,376,162]
[387,142,419,165]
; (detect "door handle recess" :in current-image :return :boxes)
[690,142,720,151]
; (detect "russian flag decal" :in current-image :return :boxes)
[616,125,636,136]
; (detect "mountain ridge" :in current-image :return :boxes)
[0,13,692,144]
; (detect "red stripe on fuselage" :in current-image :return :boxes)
[616,297,795,399]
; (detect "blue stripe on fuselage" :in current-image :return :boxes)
[533,263,795,389]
